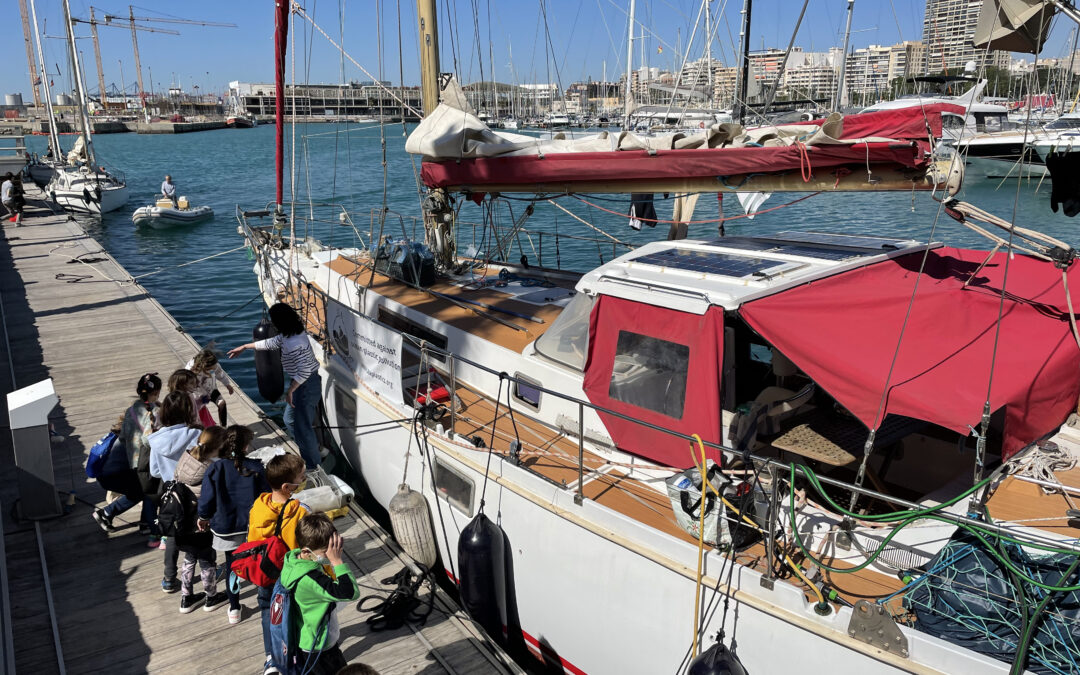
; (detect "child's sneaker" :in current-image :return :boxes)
[161,577,180,594]
[227,607,241,624]
[91,509,113,533]
[203,592,228,612]
[146,536,161,548]
[262,655,280,675]
[179,592,205,614]
[158,536,168,550]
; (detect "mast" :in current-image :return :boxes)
[62,0,96,166]
[623,0,635,126]
[705,0,712,109]
[89,7,107,109]
[18,0,42,109]
[834,0,854,111]
[417,0,441,116]
[735,0,752,124]
[28,0,61,158]
[274,0,289,207]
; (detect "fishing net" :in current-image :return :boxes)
[903,532,1080,674]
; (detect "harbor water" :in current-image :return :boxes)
[24,125,1080,414]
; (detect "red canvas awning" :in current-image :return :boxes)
[420,104,960,191]
[738,249,1080,459]
[421,141,930,190]
[583,296,725,468]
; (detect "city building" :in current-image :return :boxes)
[922,0,1009,73]
[229,81,422,120]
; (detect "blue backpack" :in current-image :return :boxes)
[85,431,118,479]
[268,573,330,675]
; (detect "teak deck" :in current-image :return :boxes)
[0,190,518,675]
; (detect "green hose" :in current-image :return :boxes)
[788,464,1080,593]
[1008,556,1080,675]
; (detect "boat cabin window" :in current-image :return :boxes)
[433,456,474,515]
[377,306,447,362]
[978,113,1006,133]
[941,114,965,132]
[513,373,542,410]
[1047,116,1080,130]
[608,331,690,419]
[334,385,357,429]
[534,292,594,371]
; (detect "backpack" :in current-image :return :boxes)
[85,431,118,479]
[268,572,330,675]
[157,481,198,536]
[230,499,295,588]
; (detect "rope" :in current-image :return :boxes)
[569,191,821,225]
[130,245,248,281]
[1002,444,1079,510]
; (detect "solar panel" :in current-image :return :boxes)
[631,249,787,278]
[772,231,910,251]
[708,237,864,261]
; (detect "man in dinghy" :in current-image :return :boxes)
[161,175,178,209]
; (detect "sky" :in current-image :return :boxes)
[2,0,1079,100]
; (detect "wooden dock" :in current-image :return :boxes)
[0,189,519,675]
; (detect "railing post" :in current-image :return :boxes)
[761,467,779,590]
[449,355,457,437]
[575,402,584,505]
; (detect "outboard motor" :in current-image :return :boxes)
[457,511,506,640]
[253,316,284,403]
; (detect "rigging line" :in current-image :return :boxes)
[377,0,389,218]
[658,0,709,127]
[570,191,821,225]
[130,245,249,281]
[546,199,631,247]
[290,1,422,118]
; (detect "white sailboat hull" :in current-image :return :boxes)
[246,249,1019,675]
[47,170,128,214]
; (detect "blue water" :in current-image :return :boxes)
[23,125,1080,412]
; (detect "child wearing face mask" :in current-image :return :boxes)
[277,513,358,675]
[247,453,309,675]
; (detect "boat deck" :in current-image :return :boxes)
[0,188,519,674]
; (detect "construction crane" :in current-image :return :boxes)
[70,11,177,106]
[103,7,236,112]
[17,0,42,108]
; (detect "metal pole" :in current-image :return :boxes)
[129,6,147,120]
[762,0,810,115]
[575,402,585,505]
[623,0,636,127]
[735,0,753,124]
[834,0,855,111]
[62,0,96,166]
[18,0,42,109]
[449,355,457,435]
[28,0,62,158]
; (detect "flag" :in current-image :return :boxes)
[657,45,663,54]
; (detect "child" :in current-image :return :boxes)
[248,453,309,674]
[167,369,203,426]
[174,427,228,613]
[148,391,202,592]
[95,373,161,539]
[186,348,235,427]
[197,425,270,624]
[229,303,323,469]
[279,513,358,675]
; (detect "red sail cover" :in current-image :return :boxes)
[583,296,724,467]
[420,104,962,190]
[739,249,1080,459]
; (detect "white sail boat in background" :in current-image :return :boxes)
[44,0,128,215]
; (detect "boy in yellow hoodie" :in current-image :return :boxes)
[248,452,308,675]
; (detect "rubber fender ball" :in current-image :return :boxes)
[253,317,285,403]
[81,188,91,204]
[457,512,506,640]
[688,640,749,675]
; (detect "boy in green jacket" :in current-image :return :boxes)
[279,513,359,674]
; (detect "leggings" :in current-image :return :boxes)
[223,548,241,610]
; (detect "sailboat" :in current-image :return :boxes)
[43,0,128,215]
[237,2,1080,673]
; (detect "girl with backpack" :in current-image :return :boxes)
[148,391,202,592]
[197,425,270,624]
[174,427,228,614]
[94,373,162,539]
[186,348,235,427]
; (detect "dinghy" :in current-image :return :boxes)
[132,197,213,228]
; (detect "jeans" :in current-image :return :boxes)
[103,494,137,519]
[258,585,273,657]
[285,373,322,469]
[164,535,180,581]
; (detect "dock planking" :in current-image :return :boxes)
[0,188,517,675]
